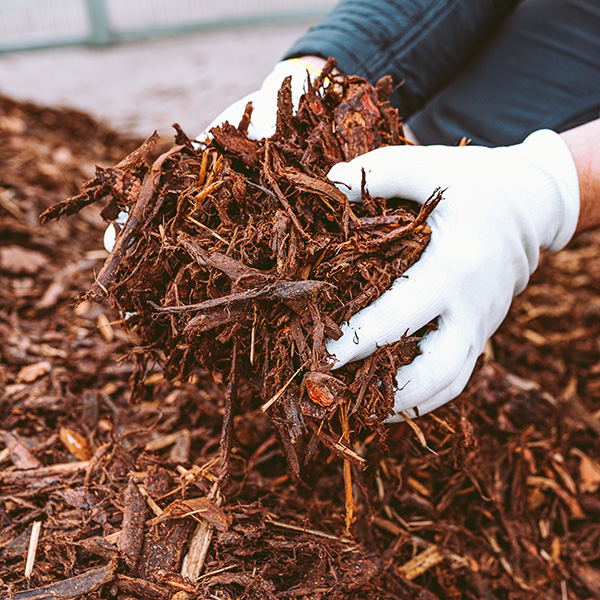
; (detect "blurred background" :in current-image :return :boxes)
[0,0,337,138]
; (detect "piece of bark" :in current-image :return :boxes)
[1,431,42,469]
[116,574,172,600]
[118,479,147,573]
[8,562,116,600]
[39,132,158,223]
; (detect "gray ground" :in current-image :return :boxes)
[0,22,312,139]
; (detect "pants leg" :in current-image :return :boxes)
[408,0,600,146]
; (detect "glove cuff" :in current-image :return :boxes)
[517,130,580,252]
[285,57,323,78]
[261,59,322,104]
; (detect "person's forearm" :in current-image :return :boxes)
[285,0,519,118]
[560,118,600,233]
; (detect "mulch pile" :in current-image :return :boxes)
[1,69,600,600]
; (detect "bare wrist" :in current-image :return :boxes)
[560,119,600,233]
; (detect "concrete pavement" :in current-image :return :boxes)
[0,22,312,139]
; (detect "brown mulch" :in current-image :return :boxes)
[40,63,441,491]
[1,84,599,600]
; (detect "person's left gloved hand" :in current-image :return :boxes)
[198,58,322,141]
[103,59,322,253]
[103,210,128,253]
[325,130,580,420]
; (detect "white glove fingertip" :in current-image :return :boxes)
[103,225,117,253]
[388,321,477,419]
[103,211,128,253]
[327,162,363,202]
[327,323,373,369]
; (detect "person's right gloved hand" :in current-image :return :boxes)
[325,130,580,420]
[198,58,323,142]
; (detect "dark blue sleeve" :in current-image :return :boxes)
[284,0,520,118]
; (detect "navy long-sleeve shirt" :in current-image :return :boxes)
[284,0,600,146]
[285,0,519,120]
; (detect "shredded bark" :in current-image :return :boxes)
[2,71,600,600]
[41,59,440,474]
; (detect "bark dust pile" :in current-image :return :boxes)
[1,66,600,600]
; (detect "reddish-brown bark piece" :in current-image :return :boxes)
[39,131,158,223]
[116,574,172,600]
[9,563,117,599]
[334,77,383,161]
[138,519,194,582]
[118,479,147,573]
[210,122,261,168]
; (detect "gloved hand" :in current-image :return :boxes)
[104,60,321,253]
[198,58,322,141]
[326,130,580,420]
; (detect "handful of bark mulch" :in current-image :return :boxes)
[41,60,439,482]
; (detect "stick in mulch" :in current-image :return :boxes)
[118,479,147,573]
[40,59,441,487]
[9,562,117,600]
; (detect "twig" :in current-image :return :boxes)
[194,179,224,204]
[263,141,310,240]
[198,148,209,185]
[137,483,163,517]
[397,545,445,580]
[186,215,229,244]
[218,339,238,482]
[1,461,89,484]
[260,362,308,412]
[306,421,366,467]
[250,305,257,365]
[25,521,42,579]
[399,411,438,455]
[340,404,355,534]
[180,481,221,582]
[265,513,355,544]
[151,280,332,315]
[197,564,237,582]
[372,516,428,547]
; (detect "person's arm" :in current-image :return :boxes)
[560,118,600,232]
[198,0,521,140]
[285,0,520,118]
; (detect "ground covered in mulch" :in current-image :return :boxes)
[1,89,600,600]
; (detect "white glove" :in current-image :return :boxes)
[103,210,128,253]
[104,60,320,250]
[326,130,580,420]
[198,59,321,141]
